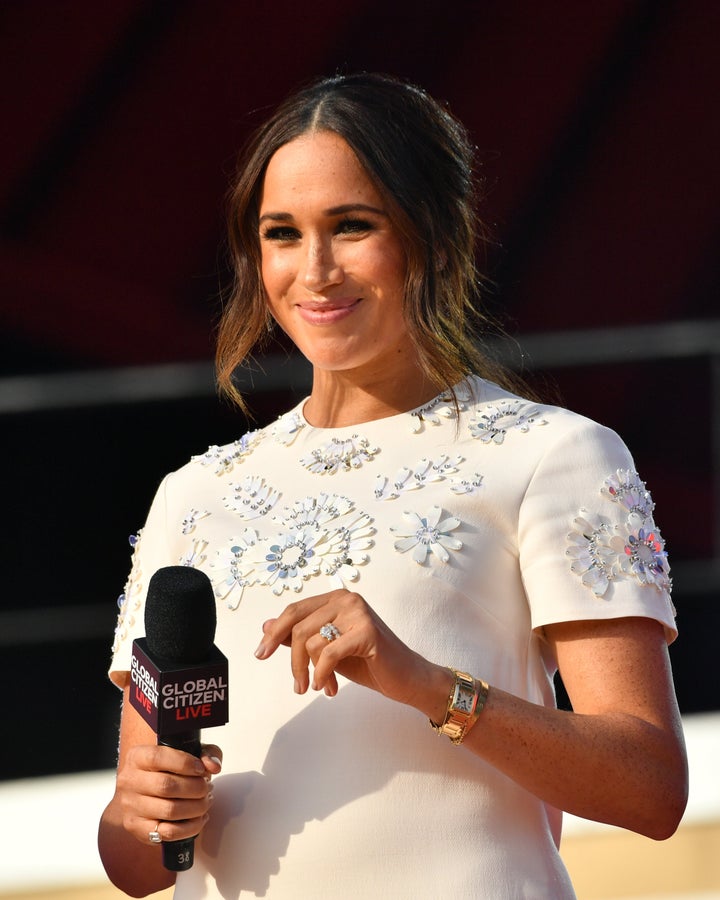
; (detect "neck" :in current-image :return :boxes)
[303,365,440,428]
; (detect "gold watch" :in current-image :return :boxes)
[430,668,489,745]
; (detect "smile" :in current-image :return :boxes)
[296,297,362,324]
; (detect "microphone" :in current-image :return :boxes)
[129,566,228,871]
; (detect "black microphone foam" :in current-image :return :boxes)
[145,566,216,664]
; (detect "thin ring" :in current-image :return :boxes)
[148,822,163,844]
[319,623,341,642]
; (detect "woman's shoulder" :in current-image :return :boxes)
[465,375,621,446]
[174,397,306,474]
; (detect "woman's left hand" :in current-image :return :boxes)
[254,589,446,714]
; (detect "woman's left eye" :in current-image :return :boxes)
[336,218,373,235]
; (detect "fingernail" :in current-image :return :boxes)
[209,756,222,769]
[254,642,268,659]
[294,678,302,694]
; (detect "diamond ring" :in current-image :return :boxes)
[319,623,341,642]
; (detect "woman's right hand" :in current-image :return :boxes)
[99,684,222,896]
[115,740,222,846]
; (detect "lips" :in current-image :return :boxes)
[296,297,362,325]
[297,297,361,312]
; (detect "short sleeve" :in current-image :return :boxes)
[109,473,175,687]
[518,416,677,643]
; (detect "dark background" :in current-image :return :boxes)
[1,1,718,780]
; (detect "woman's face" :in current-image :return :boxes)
[258,131,411,377]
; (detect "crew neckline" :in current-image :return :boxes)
[294,375,486,433]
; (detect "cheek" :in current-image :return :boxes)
[260,252,293,298]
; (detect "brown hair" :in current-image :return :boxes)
[217,72,523,411]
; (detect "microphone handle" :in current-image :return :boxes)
[158,729,202,871]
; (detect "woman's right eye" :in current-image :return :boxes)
[261,225,300,242]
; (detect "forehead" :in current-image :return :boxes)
[259,131,383,209]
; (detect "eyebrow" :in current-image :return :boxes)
[258,203,387,225]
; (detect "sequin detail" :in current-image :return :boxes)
[210,530,261,610]
[180,539,208,569]
[272,411,306,446]
[257,494,375,594]
[390,506,463,564]
[448,473,484,495]
[566,470,671,597]
[301,435,380,475]
[408,386,470,433]
[469,401,547,444]
[224,475,280,520]
[112,531,145,653]
[181,508,210,535]
[602,469,655,518]
[374,455,463,500]
[192,430,262,475]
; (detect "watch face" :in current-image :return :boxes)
[454,686,474,713]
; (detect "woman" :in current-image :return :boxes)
[99,73,687,898]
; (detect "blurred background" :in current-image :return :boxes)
[1,1,718,897]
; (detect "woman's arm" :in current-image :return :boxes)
[258,594,688,840]
[98,685,222,898]
[460,615,687,839]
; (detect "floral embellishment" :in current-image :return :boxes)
[602,469,654,519]
[612,524,669,588]
[374,456,463,500]
[390,506,463,564]
[113,531,145,652]
[263,530,320,591]
[408,387,470,433]
[448,473,484,495]
[469,401,547,444]
[567,470,671,598]
[192,430,262,475]
[257,493,375,594]
[180,539,208,569]
[567,516,622,596]
[210,529,260,609]
[272,411,306,446]
[224,475,280,520]
[300,435,380,475]
[181,508,210,535]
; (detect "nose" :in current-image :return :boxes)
[303,237,343,292]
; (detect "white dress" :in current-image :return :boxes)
[110,376,676,899]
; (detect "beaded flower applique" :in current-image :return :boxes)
[210,529,261,610]
[181,508,210,534]
[374,455,464,500]
[408,387,470,434]
[468,401,547,444]
[300,435,380,475]
[257,493,375,594]
[272,411,306,446]
[192,429,262,475]
[390,506,463,564]
[180,539,208,569]
[208,494,375,606]
[112,531,145,653]
[223,475,280,520]
[566,469,671,598]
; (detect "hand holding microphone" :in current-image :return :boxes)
[129,566,228,871]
